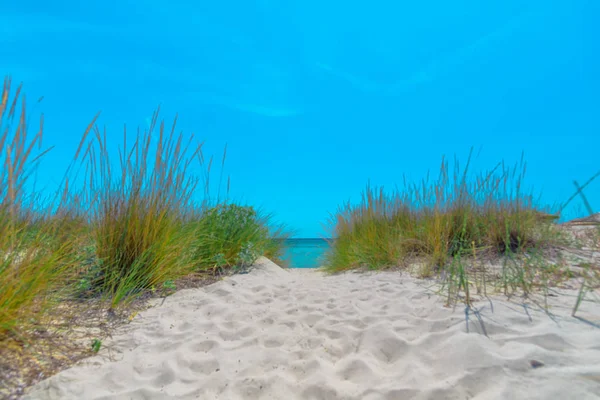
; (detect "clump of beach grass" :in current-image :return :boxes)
[191,203,291,273]
[69,111,290,306]
[0,77,85,339]
[0,76,289,397]
[323,149,587,307]
[0,78,96,398]
[70,109,210,307]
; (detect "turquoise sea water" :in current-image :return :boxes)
[281,238,331,269]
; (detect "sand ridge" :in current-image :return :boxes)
[24,257,600,400]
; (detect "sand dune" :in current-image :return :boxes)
[25,257,600,400]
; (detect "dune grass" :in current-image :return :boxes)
[67,113,291,306]
[0,76,289,396]
[0,77,84,339]
[325,151,556,272]
[191,203,291,273]
[324,150,598,308]
[71,111,291,306]
[71,109,210,307]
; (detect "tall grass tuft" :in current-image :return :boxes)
[0,77,82,338]
[71,109,289,307]
[74,109,207,307]
[324,150,558,283]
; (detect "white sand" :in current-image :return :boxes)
[25,257,600,400]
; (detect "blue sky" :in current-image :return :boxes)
[2,0,599,237]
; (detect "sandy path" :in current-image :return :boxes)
[25,258,600,400]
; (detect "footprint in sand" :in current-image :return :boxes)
[188,358,220,375]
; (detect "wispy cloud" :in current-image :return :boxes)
[189,61,306,118]
[191,91,304,118]
[2,7,305,117]
[395,11,532,89]
[314,11,533,96]
[218,102,303,118]
[141,58,306,118]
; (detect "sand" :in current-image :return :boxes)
[24,257,600,400]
